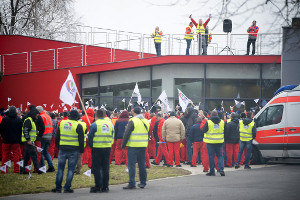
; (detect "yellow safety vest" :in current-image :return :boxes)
[93,119,114,148]
[184,26,194,40]
[227,119,231,123]
[203,120,224,144]
[59,120,79,147]
[78,121,87,147]
[22,117,37,142]
[127,117,150,147]
[239,121,255,141]
[152,31,162,43]
[196,24,205,35]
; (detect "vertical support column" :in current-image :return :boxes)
[28,52,30,72]
[53,49,56,69]
[80,74,83,110]
[203,63,207,110]
[259,64,262,100]
[98,72,101,108]
[150,66,153,108]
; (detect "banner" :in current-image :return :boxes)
[177,89,191,112]
[158,90,171,111]
[59,70,78,106]
[133,83,142,105]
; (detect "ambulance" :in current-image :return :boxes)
[252,85,300,163]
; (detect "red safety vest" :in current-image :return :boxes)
[40,111,53,134]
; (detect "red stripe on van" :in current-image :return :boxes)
[269,96,300,105]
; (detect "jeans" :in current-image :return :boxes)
[186,137,193,163]
[206,143,224,174]
[155,42,161,56]
[127,147,147,187]
[198,35,207,55]
[236,140,253,167]
[55,150,78,190]
[247,38,256,54]
[186,39,192,55]
[40,139,54,169]
[92,148,111,189]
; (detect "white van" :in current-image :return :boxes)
[252,85,300,163]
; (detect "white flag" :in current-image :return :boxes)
[145,102,148,107]
[8,97,11,102]
[89,99,93,102]
[95,106,99,110]
[28,172,32,179]
[0,165,7,173]
[36,146,43,152]
[20,104,23,111]
[234,99,242,108]
[122,98,125,103]
[241,101,245,106]
[63,106,67,111]
[17,160,24,167]
[50,104,54,109]
[39,166,47,173]
[133,83,142,105]
[85,101,89,105]
[55,109,58,113]
[27,102,31,106]
[140,101,144,106]
[43,104,47,108]
[25,165,32,171]
[177,89,191,112]
[158,90,171,111]
[129,103,132,106]
[59,70,78,106]
[4,160,11,167]
[61,103,65,107]
[83,169,91,177]
[85,105,89,110]
[254,99,259,104]
[101,104,105,109]
[75,100,79,104]
[234,99,240,105]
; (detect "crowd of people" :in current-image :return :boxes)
[0,104,257,193]
[151,14,259,56]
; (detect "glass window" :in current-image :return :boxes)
[256,105,284,128]
[152,79,162,103]
[206,79,260,98]
[262,79,281,99]
[206,64,260,79]
[175,78,202,99]
[82,73,98,96]
[262,64,281,79]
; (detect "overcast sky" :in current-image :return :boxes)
[74,0,289,35]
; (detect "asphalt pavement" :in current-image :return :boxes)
[3,163,300,200]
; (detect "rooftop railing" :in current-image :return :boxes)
[0,31,282,75]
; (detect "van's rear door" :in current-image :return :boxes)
[286,92,300,157]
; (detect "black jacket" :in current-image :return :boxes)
[0,110,23,144]
[153,120,160,143]
[180,107,197,137]
[202,116,222,134]
[224,118,240,144]
[242,118,257,140]
[189,122,204,143]
[55,117,84,153]
[23,114,45,140]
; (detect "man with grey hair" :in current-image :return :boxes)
[224,112,240,167]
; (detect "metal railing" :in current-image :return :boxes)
[1,32,282,75]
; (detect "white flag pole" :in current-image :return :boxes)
[149,98,159,111]
[127,90,135,110]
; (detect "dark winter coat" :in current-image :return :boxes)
[180,107,197,137]
[189,121,204,143]
[0,107,23,144]
[114,111,129,139]
[224,118,240,144]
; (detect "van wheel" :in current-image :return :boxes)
[251,146,264,165]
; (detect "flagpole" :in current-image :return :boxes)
[127,91,135,110]
[75,89,91,125]
[149,98,159,111]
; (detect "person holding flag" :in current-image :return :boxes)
[20,107,43,174]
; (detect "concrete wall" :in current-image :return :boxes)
[281,27,300,86]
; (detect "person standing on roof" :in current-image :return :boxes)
[184,22,194,55]
[190,14,211,55]
[246,20,259,55]
[151,26,163,56]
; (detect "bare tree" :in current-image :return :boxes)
[0,0,80,41]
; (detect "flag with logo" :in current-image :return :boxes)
[177,89,191,112]
[158,90,171,111]
[59,70,78,106]
[133,83,142,105]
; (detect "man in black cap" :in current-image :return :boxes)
[51,110,84,193]
[122,107,150,189]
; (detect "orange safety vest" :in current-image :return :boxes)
[40,111,53,134]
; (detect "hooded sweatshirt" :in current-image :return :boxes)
[81,108,95,131]
[0,107,23,144]
[202,116,222,134]
[242,118,257,139]
[114,111,129,139]
[224,118,240,144]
